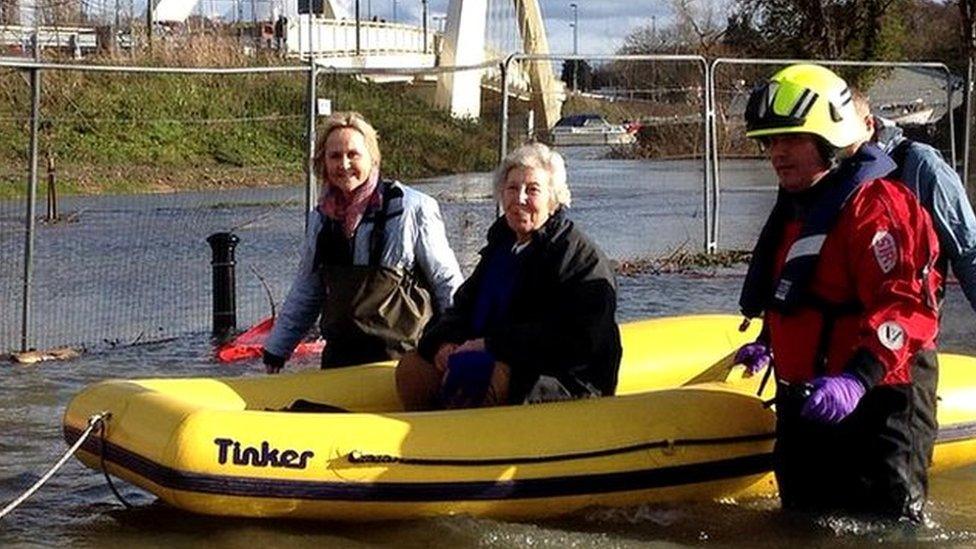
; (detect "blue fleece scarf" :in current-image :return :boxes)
[471,244,522,334]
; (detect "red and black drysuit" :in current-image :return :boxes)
[740,142,942,520]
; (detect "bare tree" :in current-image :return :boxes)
[619,0,732,56]
[669,0,730,56]
[727,0,903,60]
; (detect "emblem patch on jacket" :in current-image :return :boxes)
[871,230,898,274]
[877,321,906,351]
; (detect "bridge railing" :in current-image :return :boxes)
[287,18,438,59]
[0,25,98,54]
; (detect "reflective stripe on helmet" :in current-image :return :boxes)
[744,64,866,148]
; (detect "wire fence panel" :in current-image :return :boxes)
[503,54,710,262]
[710,60,957,253]
[317,63,502,273]
[0,62,510,353]
[0,67,30,353]
[0,66,311,352]
[4,57,949,353]
[20,189,309,350]
[0,205,25,353]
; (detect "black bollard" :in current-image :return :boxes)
[207,232,240,341]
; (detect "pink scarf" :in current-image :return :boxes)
[319,168,382,239]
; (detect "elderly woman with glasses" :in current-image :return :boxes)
[395,142,621,410]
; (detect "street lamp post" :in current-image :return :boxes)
[569,2,578,92]
[355,0,361,55]
[651,15,657,100]
[570,3,578,54]
[422,0,429,53]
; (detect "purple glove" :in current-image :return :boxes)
[800,373,866,424]
[734,342,771,376]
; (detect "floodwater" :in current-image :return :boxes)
[2,152,976,547]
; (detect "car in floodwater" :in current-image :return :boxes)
[549,113,638,146]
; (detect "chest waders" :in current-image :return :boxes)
[317,184,433,368]
[740,148,940,520]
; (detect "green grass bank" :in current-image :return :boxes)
[0,67,499,199]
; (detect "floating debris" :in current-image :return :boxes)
[614,249,752,277]
[8,347,82,365]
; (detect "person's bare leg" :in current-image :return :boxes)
[394,351,443,411]
[480,361,511,407]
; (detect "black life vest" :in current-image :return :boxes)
[740,143,897,317]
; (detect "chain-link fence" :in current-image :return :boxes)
[0,60,511,353]
[0,67,29,353]
[0,62,314,352]
[0,56,964,354]
[501,54,712,261]
[314,61,502,274]
[709,59,957,252]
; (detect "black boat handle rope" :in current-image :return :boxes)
[96,415,133,509]
[347,431,776,467]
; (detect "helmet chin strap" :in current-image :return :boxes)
[833,132,871,164]
[814,135,841,168]
[813,129,868,169]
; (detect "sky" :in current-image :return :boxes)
[340,0,674,56]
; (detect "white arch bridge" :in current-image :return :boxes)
[281,0,563,127]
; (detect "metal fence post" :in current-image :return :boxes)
[305,62,318,226]
[964,58,973,188]
[498,57,512,219]
[20,67,42,353]
[499,57,511,161]
[704,59,717,254]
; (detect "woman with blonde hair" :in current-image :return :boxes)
[263,111,463,371]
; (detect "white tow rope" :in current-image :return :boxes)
[0,412,109,521]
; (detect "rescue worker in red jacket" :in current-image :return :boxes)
[734,64,941,521]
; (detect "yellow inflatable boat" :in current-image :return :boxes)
[62,315,976,520]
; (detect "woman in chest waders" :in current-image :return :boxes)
[262,112,463,372]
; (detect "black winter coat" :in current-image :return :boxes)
[418,208,622,403]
